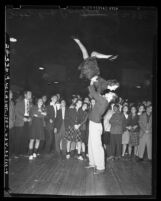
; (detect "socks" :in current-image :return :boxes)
[66,152,70,156]
[82,152,86,158]
[33,148,38,155]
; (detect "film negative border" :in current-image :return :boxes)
[4,32,10,194]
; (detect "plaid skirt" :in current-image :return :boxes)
[64,125,82,142]
[129,131,139,146]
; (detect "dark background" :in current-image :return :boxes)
[6,7,157,102]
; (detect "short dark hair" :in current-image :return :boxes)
[113,104,120,109]
[42,95,47,97]
[75,98,82,104]
[121,104,129,112]
[24,90,31,95]
[51,95,57,99]
[61,99,66,104]
[137,104,145,110]
[146,104,152,109]
[36,98,43,105]
[130,105,137,112]
[82,102,88,107]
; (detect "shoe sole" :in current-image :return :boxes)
[94,171,105,175]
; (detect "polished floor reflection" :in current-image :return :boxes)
[8,153,152,196]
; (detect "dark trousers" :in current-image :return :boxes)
[44,127,55,154]
[14,127,23,155]
[103,131,111,158]
[55,133,61,154]
[15,123,30,155]
[38,128,46,154]
[110,134,122,157]
[9,127,15,157]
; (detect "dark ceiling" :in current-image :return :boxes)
[6,7,157,99]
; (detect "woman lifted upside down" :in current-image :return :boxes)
[72,37,119,94]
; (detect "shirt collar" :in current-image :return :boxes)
[24,99,29,103]
[50,102,56,106]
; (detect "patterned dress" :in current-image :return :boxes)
[128,114,139,146]
[79,109,89,143]
[64,108,83,142]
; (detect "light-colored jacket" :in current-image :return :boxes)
[139,112,152,137]
[103,109,114,132]
[15,99,32,127]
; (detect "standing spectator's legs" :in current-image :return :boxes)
[115,134,122,157]
[33,139,40,155]
[66,140,71,158]
[50,132,55,153]
[28,139,34,158]
[38,140,45,154]
[110,134,116,158]
[122,144,127,156]
[138,135,146,159]
[105,132,111,158]
[88,121,95,167]
[77,141,82,157]
[60,138,66,155]
[55,132,61,155]
[146,135,152,160]
[21,122,30,155]
[44,127,53,154]
[134,146,139,157]
[81,142,86,158]
[9,128,15,158]
[14,127,23,156]
[128,145,133,156]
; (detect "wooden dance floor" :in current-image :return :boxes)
[8,154,152,196]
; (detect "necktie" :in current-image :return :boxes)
[26,101,29,116]
[54,105,57,118]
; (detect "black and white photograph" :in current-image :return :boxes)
[4,6,157,197]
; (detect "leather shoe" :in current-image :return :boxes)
[93,169,105,175]
[136,157,144,162]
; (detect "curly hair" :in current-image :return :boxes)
[78,57,100,79]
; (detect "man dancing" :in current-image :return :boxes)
[87,84,117,174]
[72,37,119,174]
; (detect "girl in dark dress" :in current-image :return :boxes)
[28,98,47,160]
[72,37,119,94]
[79,103,89,160]
[127,106,139,158]
[64,99,83,159]
[39,95,48,154]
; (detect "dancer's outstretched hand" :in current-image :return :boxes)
[71,36,79,42]
[104,92,117,103]
[90,76,98,85]
[107,79,120,91]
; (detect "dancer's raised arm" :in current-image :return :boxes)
[73,38,89,59]
[91,51,118,60]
